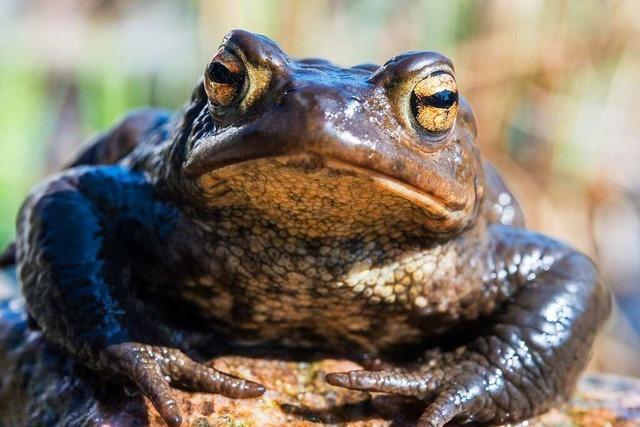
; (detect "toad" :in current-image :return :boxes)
[11,30,610,426]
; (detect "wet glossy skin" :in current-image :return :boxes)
[12,30,610,426]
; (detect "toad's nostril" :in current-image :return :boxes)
[275,88,299,106]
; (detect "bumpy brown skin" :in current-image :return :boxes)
[12,30,610,426]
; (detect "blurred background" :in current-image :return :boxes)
[1,0,639,376]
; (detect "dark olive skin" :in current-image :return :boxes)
[11,30,609,426]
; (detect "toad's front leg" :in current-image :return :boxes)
[327,226,611,426]
[17,166,264,427]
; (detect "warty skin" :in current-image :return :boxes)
[8,30,610,426]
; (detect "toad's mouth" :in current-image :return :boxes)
[192,153,474,235]
[322,158,457,220]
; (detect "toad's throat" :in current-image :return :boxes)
[195,154,466,238]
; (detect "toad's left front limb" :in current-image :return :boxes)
[16,166,264,426]
[327,226,611,426]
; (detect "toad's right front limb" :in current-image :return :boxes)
[327,226,611,426]
[16,166,264,427]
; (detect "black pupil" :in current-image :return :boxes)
[425,90,458,108]
[207,61,242,85]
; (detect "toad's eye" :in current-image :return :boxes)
[204,49,246,108]
[410,71,459,136]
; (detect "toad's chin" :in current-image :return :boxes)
[192,153,478,238]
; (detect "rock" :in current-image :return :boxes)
[0,298,638,427]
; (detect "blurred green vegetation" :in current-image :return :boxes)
[0,61,47,246]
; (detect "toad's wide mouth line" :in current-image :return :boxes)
[196,153,465,220]
[322,158,459,220]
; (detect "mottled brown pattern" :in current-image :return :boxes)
[173,155,500,350]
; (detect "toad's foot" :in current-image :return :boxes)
[107,343,265,427]
[327,350,513,426]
